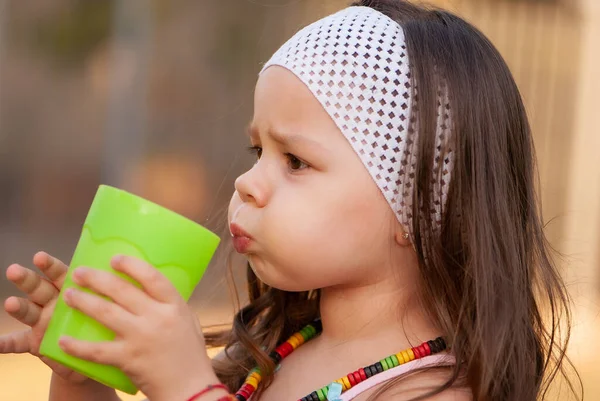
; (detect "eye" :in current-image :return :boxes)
[247,146,262,160]
[286,153,309,171]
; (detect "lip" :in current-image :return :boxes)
[229,223,253,253]
[229,223,253,239]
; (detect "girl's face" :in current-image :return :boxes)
[228,66,402,291]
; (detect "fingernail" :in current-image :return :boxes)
[64,288,74,302]
[58,336,69,348]
[111,255,123,267]
[73,268,84,280]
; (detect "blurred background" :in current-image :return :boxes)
[0,0,598,400]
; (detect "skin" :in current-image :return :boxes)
[0,66,470,400]
[227,67,467,401]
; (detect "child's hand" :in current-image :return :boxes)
[58,255,221,401]
[0,252,89,383]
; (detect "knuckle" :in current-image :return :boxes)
[96,300,115,321]
[90,345,107,363]
[15,299,29,319]
[114,277,131,296]
[147,268,162,283]
[127,344,145,360]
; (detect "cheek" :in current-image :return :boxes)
[258,179,392,289]
[228,191,241,224]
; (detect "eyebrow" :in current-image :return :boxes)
[245,123,328,153]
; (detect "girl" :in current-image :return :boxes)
[0,1,582,400]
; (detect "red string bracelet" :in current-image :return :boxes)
[186,383,231,401]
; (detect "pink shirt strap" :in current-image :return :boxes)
[339,354,456,401]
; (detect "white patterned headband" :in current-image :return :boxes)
[260,6,453,240]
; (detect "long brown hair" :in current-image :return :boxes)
[206,1,582,400]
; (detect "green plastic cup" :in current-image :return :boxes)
[39,184,220,394]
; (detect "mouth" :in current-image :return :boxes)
[229,222,253,254]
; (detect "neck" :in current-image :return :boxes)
[315,269,440,354]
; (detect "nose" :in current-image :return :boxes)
[234,164,269,208]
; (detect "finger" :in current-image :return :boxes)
[6,264,58,306]
[192,310,203,336]
[64,288,135,334]
[33,252,69,288]
[111,255,179,303]
[71,267,152,315]
[59,336,123,366]
[4,296,42,327]
[0,330,31,354]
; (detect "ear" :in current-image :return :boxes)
[394,222,412,247]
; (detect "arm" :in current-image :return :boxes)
[49,373,121,401]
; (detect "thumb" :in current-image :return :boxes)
[0,329,31,354]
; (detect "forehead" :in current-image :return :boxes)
[252,66,343,143]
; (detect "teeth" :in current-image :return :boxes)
[229,204,247,237]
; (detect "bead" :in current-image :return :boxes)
[342,376,351,390]
[274,349,286,359]
[313,319,323,333]
[277,342,293,357]
[269,350,282,363]
[246,376,258,389]
[327,382,343,401]
[243,322,444,401]
[423,342,431,356]
[298,328,308,340]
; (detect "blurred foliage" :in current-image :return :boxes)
[31,0,115,66]
[210,3,269,87]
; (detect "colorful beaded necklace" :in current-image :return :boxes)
[234,319,447,401]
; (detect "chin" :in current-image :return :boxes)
[248,258,316,292]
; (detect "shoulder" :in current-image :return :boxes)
[352,365,472,401]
